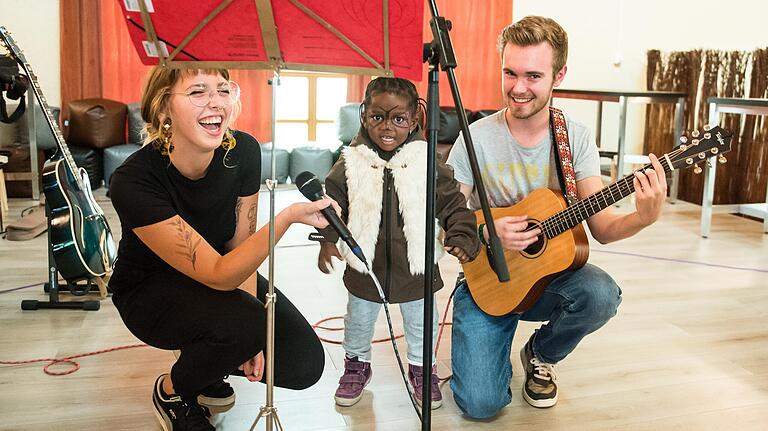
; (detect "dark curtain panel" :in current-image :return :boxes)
[645,48,765,205]
[643,50,700,181]
[737,48,768,205]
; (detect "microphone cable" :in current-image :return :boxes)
[364,265,424,421]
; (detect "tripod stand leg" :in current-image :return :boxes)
[250,406,284,431]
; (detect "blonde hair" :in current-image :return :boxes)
[140,66,239,147]
[497,16,568,75]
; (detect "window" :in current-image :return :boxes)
[274,72,348,149]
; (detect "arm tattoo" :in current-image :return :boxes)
[247,203,258,235]
[234,198,243,226]
[170,218,202,271]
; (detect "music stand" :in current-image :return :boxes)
[119,1,423,429]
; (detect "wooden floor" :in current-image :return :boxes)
[1,188,767,431]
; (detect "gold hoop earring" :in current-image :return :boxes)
[221,128,237,151]
[159,120,174,155]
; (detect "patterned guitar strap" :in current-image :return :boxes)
[549,106,578,206]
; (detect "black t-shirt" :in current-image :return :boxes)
[109,130,261,291]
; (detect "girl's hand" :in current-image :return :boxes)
[238,351,265,382]
[445,245,471,263]
[318,242,344,273]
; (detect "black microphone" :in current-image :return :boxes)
[295,171,368,266]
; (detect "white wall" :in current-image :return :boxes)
[0,0,60,107]
[513,0,767,156]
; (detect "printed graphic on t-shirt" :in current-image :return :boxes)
[481,161,551,207]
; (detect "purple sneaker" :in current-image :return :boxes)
[334,356,372,407]
[408,364,442,409]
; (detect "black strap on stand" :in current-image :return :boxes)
[20,202,100,311]
[0,91,26,124]
[421,1,509,428]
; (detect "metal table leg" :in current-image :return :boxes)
[700,103,719,237]
[669,97,684,203]
[27,89,39,200]
[616,96,628,193]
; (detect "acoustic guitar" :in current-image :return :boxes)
[0,27,117,281]
[462,125,733,316]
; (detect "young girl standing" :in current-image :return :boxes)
[317,77,480,409]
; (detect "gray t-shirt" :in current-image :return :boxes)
[447,109,600,210]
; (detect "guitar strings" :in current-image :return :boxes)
[546,141,693,234]
[540,144,689,239]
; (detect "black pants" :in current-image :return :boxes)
[112,271,325,399]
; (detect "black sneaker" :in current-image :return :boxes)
[520,333,558,408]
[152,374,215,431]
[198,379,235,414]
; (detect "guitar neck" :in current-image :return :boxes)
[543,156,673,238]
[1,27,83,189]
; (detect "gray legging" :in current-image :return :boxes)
[112,271,325,400]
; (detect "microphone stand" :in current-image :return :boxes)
[250,70,284,431]
[421,1,510,429]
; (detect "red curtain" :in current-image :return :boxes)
[97,1,511,140]
[416,1,512,111]
[346,75,368,103]
[345,1,512,109]
[100,2,151,104]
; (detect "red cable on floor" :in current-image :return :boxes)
[2,290,455,379]
[0,343,148,376]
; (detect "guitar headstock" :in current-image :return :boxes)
[668,125,733,173]
[0,26,25,64]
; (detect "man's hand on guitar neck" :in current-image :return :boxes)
[632,153,668,227]
[584,152,668,244]
[485,215,542,252]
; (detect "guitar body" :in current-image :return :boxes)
[42,157,117,281]
[462,188,590,316]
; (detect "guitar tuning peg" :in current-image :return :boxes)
[718,154,727,164]
[691,130,700,138]
[679,135,688,144]
[693,164,703,174]
[703,124,712,131]
[704,132,711,139]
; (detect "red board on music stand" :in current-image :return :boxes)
[118,0,424,80]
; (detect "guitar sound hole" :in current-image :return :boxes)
[522,221,545,257]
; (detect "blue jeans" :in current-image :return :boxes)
[450,264,622,419]
[343,292,439,365]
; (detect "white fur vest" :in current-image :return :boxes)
[339,140,445,275]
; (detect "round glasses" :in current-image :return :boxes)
[172,81,241,107]
[365,112,412,129]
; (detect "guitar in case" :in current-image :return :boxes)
[462,125,733,316]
